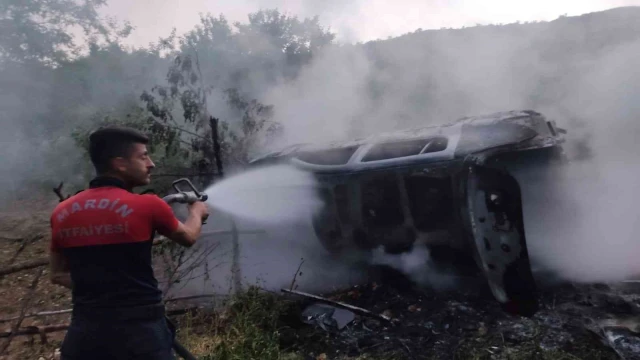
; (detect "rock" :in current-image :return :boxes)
[316,353,327,360]
[381,309,393,319]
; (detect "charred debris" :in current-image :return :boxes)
[278,276,640,360]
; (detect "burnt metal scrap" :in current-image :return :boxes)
[301,303,356,331]
[282,289,393,324]
[280,281,639,360]
[251,110,567,316]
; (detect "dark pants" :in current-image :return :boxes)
[60,305,176,360]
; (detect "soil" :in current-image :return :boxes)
[0,200,71,360]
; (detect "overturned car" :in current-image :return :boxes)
[249,110,567,316]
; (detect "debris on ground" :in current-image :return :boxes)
[279,272,640,360]
[301,303,356,331]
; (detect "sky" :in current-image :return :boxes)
[102,0,640,46]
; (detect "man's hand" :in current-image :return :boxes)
[165,202,210,247]
[50,250,73,289]
[188,201,209,224]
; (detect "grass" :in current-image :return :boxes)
[175,286,301,360]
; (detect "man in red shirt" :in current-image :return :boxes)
[49,126,209,359]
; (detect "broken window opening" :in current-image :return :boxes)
[295,146,358,165]
[361,137,448,162]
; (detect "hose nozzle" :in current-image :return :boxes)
[162,178,209,224]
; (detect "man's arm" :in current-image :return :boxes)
[165,207,206,247]
[49,250,73,289]
[153,198,209,248]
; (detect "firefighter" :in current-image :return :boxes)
[49,126,209,359]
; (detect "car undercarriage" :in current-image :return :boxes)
[249,110,567,316]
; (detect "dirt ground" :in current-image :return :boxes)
[1,200,639,360]
[0,200,71,360]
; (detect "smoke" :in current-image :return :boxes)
[370,244,459,290]
[256,7,640,285]
[512,38,640,283]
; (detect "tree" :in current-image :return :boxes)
[0,0,132,66]
[140,52,282,184]
[179,9,335,94]
[139,9,334,171]
[137,10,333,294]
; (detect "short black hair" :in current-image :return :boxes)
[88,126,149,174]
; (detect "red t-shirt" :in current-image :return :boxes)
[50,179,180,309]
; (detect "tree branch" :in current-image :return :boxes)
[0,258,49,277]
[1,267,45,354]
[0,309,72,324]
[0,324,69,339]
[149,117,212,143]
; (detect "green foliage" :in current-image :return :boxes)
[0,0,132,65]
[177,286,294,360]
[179,9,335,91]
[234,9,335,77]
[223,88,283,162]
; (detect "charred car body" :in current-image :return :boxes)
[249,110,566,315]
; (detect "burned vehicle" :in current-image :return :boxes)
[249,110,566,315]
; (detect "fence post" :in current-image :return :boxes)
[209,117,242,294]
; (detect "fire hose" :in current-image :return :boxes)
[161,178,209,360]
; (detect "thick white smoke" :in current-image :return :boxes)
[255,8,640,285]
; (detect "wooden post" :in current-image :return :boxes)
[208,117,242,294]
[209,117,224,179]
